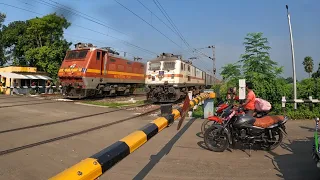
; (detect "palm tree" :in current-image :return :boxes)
[302,56,314,78]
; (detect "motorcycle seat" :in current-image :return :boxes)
[253,115,285,128]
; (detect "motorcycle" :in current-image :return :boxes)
[201,100,270,135]
[312,117,320,169]
[200,101,230,135]
[204,105,288,155]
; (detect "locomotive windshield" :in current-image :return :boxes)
[65,50,89,60]
[149,62,161,70]
[163,62,176,70]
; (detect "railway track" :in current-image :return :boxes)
[0,102,154,134]
[0,103,161,156]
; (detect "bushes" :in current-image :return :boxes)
[214,77,320,119]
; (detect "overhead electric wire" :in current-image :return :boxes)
[152,0,211,60]
[153,0,189,47]
[32,0,129,37]
[136,0,178,39]
[0,2,157,56]
[113,0,188,52]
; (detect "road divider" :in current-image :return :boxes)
[49,92,215,180]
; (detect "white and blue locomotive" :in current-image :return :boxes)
[145,53,214,102]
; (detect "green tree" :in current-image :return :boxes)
[302,56,314,78]
[220,63,241,81]
[237,32,284,104]
[239,32,283,80]
[285,77,294,83]
[1,13,71,78]
[312,62,320,78]
[0,12,6,66]
[2,21,28,65]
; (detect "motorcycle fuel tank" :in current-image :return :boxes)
[233,114,256,128]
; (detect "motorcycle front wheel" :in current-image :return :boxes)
[204,126,229,152]
[201,119,217,135]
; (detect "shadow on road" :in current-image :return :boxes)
[132,118,196,180]
[300,125,316,132]
[266,136,319,180]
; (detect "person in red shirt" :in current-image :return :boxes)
[241,82,256,116]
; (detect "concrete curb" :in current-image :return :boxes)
[49,92,215,180]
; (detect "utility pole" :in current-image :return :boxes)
[208,45,216,80]
[286,5,297,109]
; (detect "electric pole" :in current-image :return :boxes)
[286,5,297,109]
[208,45,216,80]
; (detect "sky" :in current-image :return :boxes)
[1,0,319,80]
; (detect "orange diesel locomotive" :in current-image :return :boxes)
[58,43,145,98]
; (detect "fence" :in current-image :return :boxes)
[49,92,215,180]
[281,96,320,111]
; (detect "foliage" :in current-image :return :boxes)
[0,12,6,66]
[192,105,204,118]
[1,13,71,79]
[219,32,320,119]
[220,63,241,81]
[239,32,283,80]
[312,62,320,78]
[284,77,293,84]
[303,56,314,78]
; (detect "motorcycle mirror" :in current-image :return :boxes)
[315,117,319,123]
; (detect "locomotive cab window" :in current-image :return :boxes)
[163,62,175,70]
[181,62,183,70]
[65,50,88,60]
[96,51,101,60]
[149,62,161,71]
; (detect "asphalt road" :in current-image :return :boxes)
[0,95,319,180]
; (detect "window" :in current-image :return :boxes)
[194,67,196,76]
[188,76,191,81]
[149,62,161,70]
[102,52,106,59]
[21,79,30,86]
[181,63,183,70]
[65,50,88,60]
[163,62,175,70]
[188,65,190,72]
[96,51,101,60]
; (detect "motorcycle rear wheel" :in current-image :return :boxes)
[267,128,283,150]
[204,126,229,152]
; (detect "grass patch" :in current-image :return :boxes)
[192,105,204,118]
[83,100,145,108]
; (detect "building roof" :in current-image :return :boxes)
[0,72,52,80]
